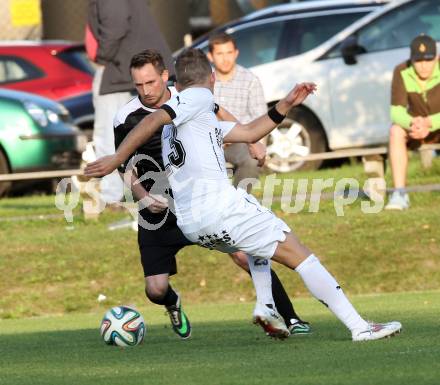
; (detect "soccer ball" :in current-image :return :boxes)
[100,305,146,347]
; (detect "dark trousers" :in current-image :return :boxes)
[224,143,260,193]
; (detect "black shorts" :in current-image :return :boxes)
[138,208,193,277]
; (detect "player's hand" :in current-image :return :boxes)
[141,193,168,213]
[84,155,120,177]
[284,82,317,107]
[248,142,266,167]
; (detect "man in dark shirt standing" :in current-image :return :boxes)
[87,0,173,206]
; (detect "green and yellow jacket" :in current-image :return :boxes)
[391,59,440,132]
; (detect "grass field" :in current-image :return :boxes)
[0,157,439,319]
[0,291,439,385]
[0,157,439,384]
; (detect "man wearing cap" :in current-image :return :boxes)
[386,34,440,210]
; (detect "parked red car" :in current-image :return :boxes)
[0,41,95,132]
[0,40,93,100]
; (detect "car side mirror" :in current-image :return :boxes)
[340,36,366,65]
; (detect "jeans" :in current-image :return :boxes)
[92,66,132,203]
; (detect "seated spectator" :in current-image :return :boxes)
[386,34,440,210]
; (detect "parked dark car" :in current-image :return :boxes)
[60,91,94,138]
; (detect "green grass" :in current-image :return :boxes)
[254,154,440,198]
[0,157,438,384]
[0,291,438,385]
[0,156,439,319]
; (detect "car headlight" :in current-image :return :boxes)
[24,101,48,127]
[46,109,60,124]
[23,101,62,126]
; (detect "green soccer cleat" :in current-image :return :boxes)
[288,319,312,335]
[166,294,191,339]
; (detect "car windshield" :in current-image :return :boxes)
[282,11,368,58]
[231,10,370,68]
[193,8,376,68]
[57,48,95,75]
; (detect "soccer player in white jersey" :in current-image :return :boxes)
[86,49,402,341]
[114,49,309,339]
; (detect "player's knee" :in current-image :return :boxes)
[145,281,168,304]
[229,251,250,271]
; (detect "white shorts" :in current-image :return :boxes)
[182,187,290,258]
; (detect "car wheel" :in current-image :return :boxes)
[0,150,11,197]
[265,108,327,172]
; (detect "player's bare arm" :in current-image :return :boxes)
[120,169,168,213]
[119,169,147,202]
[85,109,172,177]
[216,105,238,122]
[224,82,316,144]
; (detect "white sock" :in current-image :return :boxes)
[247,255,275,307]
[295,254,368,332]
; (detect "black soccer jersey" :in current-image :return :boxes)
[113,88,177,191]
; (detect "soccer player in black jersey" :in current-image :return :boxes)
[113,49,310,338]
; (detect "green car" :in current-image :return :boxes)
[0,89,86,195]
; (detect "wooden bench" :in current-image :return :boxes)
[0,169,83,182]
[288,143,440,177]
[1,144,439,213]
[2,144,438,184]
[0,168,101,220]
[286,143,440,198]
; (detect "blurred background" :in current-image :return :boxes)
[0,0,438,196]
[0,0,296,50]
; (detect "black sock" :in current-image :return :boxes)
[162,285,178,307]
[270,269,302,325]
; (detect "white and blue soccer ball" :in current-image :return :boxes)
[100,305,146,347]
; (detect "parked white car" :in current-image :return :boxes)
[192,0,440,171]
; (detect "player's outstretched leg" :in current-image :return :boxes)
[272,232,402,341]
[145,278,191,339]
[247,255,289,339]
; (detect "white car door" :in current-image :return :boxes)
[326,48,408,149]
[325,0,440,149]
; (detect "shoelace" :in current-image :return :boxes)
[358,321,383,335]
[166,307,180,325]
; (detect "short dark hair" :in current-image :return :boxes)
[175,48,212,88]
[208,32,237,52]
[130,49,165,74]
